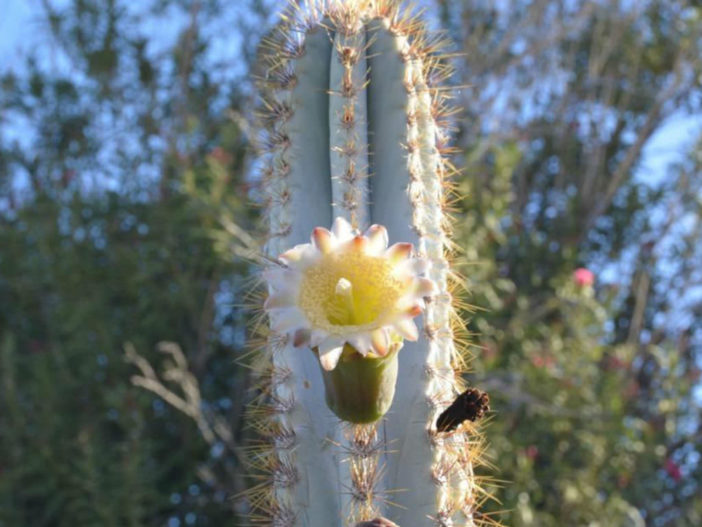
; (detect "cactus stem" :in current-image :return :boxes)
[249,2,494,525]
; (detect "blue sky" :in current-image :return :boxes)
[3,0,700,171]
[0,0,33,68]
[2,0,701,240]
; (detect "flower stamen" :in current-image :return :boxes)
[331,277,357,325]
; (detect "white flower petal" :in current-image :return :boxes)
[331,216,354,241]
[370,328,390,356]
[263,217,432,369]
[270,309,307,333]
[395,303,423,319]
[311,227,335,254]
[347,334,372,356]
[309,330,327,348]
[318,336,344,354]
[365,224,389,254]
[394,318,419,341]
[406,304,423,318]
[320,347,344,371]
[280,244,319,267]
[350,234,369,253]
[397,257,430,276]
[385,242,413,263]
[262,267,295,288]
[318,337,345,371]
[263,292,295,310]
[278,245,303,263]
[263,273,301,304]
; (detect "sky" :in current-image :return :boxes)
[0,0,34,67]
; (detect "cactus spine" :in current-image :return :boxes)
[253,1,488,525]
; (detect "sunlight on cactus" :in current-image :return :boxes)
[248,0,495,525]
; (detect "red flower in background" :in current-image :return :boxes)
[664,458,682,482]
[573,267,595,287]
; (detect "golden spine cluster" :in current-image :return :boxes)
[251,5,299,524]
[329,21,370,229]
[408,51,480,524]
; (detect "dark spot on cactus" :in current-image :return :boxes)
[343,191,358,211]
[278,189,291,205]
[272,69,296,91]
[265,131,290,151]
[341,106,356,128]
[270,223,292,240]
[339,46,358,65]
[435,388,490,432]
[303,380,310,389]
[261,166,274,181]
[280,38,305,59]
[343,164,358,182]
[273,101,293,122]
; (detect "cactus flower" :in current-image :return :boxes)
[264,217,436,422]
[264,216,435,367]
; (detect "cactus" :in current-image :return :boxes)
[250,1,490,525]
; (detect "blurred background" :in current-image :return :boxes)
[1,0,701,526]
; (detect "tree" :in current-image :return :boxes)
[439,0,702,524]
[0,0,269,524]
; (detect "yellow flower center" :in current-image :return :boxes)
[298,250,405,331]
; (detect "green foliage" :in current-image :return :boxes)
[0,190,251,525]
[460,144,701,525]
[447,1,702,525]
[0,0,269,524]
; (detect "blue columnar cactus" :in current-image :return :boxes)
[252,1,489,525]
